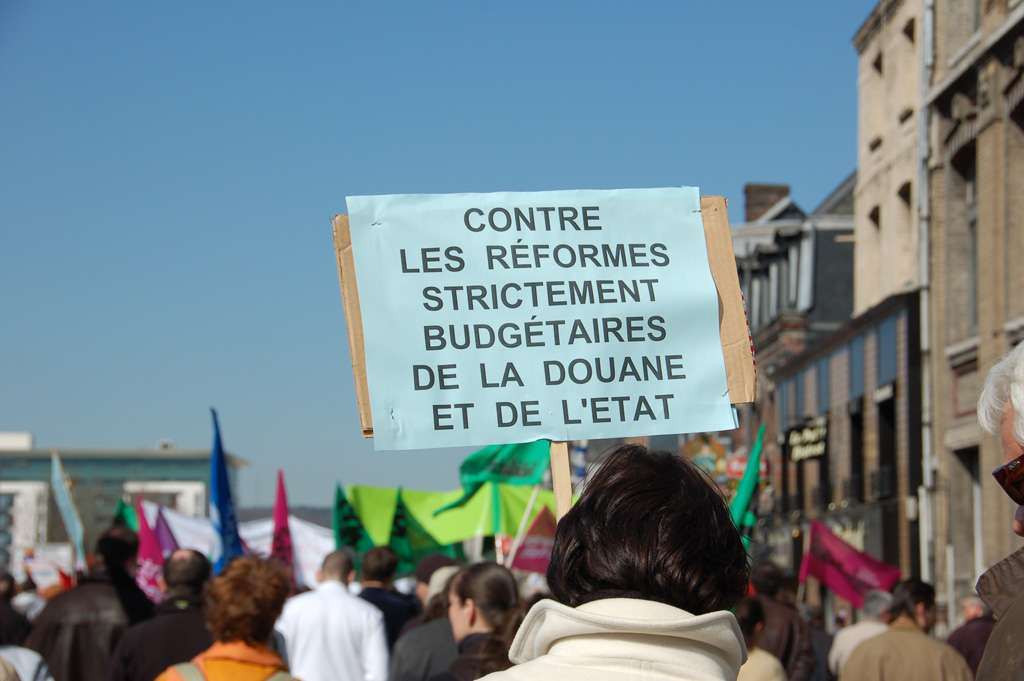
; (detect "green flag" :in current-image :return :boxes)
[389,489,458,575]
[435,441,551,515]
[333,482,374,555]
[113,497,138,532]
[730,424,766,550]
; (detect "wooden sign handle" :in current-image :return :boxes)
[549,441,572,520]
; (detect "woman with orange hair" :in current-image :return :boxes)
[156,556,294,681]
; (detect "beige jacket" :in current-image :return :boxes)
[839,619,972,681]
[482,598,746,681]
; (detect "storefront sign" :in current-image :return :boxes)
[788,416,828,462]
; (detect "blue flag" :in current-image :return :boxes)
[50,453,87,572]
[209,408,243,574]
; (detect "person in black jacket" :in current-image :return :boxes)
[26,526,153,681]
[0,573,30,646]
[109,549,213,681]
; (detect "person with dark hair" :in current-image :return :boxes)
[275,549,388,681]
[485,444,750,681]
[359,547,418,651]
[0,601,52,681]
[0,573,30,647]
[841,578,971,681]
[750,561,814,681]
[797,603,833,681]
[974,341,1024,680]
[429,562,522,681]
[26,526,153,681]
[389,566,461,681]
[110,549,213,681]
[735,597,787,681]
[155,556,294,681]
[826,589,890,677]
[97,525,155,625]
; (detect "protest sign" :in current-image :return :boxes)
[337,188,751,451]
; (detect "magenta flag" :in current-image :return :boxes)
[271,469,294,572]
[154,507,180,557]
[798,519,901,608]
[509,507,557,575]
[135,498,166,603]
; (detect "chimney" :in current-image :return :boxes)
[744,183,790,222]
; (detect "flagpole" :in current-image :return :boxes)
[549,441,572,520]
[505,485,540,568]
[491,482,503,564]
[796,524,810,604]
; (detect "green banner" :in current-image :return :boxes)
[349,483,559,546]
[333,482,375,556]
[113,497,139,532]
[435,441,552,514]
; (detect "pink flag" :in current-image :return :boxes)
[509,507,557,575]
[271,469,294,572]
[798,519,901,608]
[154,507,179,557]
[135,498,166,603]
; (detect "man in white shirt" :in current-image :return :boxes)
[276,550,389,681]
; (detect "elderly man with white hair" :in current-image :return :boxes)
[974,341,1024,680]
[945,593,995,676]
[827,589,891,677]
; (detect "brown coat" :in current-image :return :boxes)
[839,619,972,681]
[976,545,1024,680]
[756,595,815,681]
[25,578,131,681]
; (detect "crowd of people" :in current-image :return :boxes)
[2,340,1024,680]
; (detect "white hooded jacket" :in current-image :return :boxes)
[482,598,747,681]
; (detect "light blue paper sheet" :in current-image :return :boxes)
[346,188,736,450]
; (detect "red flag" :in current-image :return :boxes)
[798,519,901,608]
[509,507,557,575]
[271,469,294,572]
[135,498,166,603]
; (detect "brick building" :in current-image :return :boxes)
[730,178,856,481]
[925,0,1024,608]
[761,292,923,591]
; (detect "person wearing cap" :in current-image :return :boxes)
[974,341,1024,680]
[389,564,461,681]
[275,549,389,681]
[398,553,458,639]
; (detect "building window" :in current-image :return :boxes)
[818,357,830,414]
[788,244,800,309]
[966,163,978,334]
[898,182,912,206]
[794,371,805,421]
[903,18,915,42]
[878,315,898,386]
[850,336,865,399]
[778,381,789,431]
[769,262,779,318]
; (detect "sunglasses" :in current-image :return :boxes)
[993,451,1024,505]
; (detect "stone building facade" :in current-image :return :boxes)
[926,0,1024,606]
[854,0,925,315]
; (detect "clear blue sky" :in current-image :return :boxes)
[1,2,876,507]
